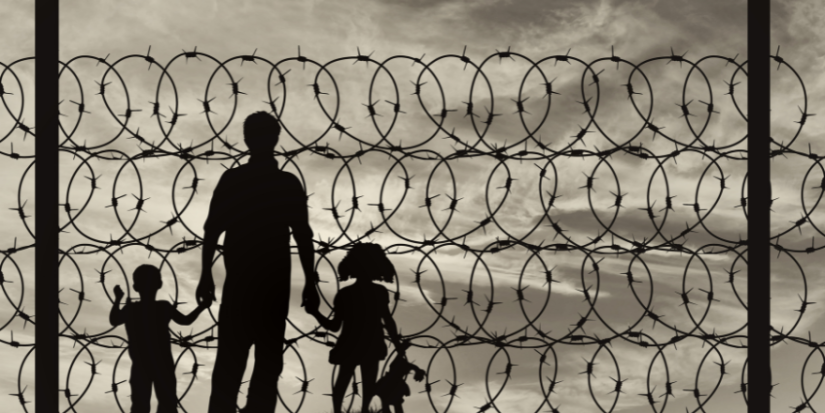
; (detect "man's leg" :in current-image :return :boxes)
[245,315,286,412]
[208,302,254,413]
[129,365,151,413]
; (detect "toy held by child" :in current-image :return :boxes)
[373,340,425,413]
[109,264,209,413]
[307,243,402,413]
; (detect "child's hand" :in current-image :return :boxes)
[113,285,124,300]
[413,370,425,382]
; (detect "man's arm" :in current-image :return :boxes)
[287,174,319,309]
[198,173,229,306]
[197,229,219,306]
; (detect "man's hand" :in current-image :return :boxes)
[302,282,319,312]
[113,285,124,300]
[196,270,216,307]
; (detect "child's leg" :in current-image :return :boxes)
[128,365,151,413]
[394,402,404,413]
[153,365,178,413]
[360,360,378,413]
[333,363,355,413]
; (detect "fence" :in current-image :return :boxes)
[0,45,804,412]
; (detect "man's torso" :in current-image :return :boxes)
[205,160,305,301]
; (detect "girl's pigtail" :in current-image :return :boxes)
[371,244,396,283]
[379,259,396,283]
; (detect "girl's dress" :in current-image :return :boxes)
[329,281,389,365]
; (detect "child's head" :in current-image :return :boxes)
[133,264,162,293]
[337,243,395,283]
[243,111,280,155]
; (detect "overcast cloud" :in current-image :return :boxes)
[1,0,824,412]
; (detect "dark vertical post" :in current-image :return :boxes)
[748,0,770,412]
[35,2,58,412]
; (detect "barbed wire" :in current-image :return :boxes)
[0,45,818,413]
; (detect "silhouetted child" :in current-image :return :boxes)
[373,340,425,413]
[109,264,208,413]
[307,243,401,413]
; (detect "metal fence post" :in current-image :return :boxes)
[748,1,770,412]
[35,2,58,412]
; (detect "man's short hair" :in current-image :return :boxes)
[133,264,161,288]
[243,111,281,151]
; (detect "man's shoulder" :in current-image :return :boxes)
[279,170,302,185]
[215,166,241,188]
[220,164,245,178]
[225,164,301,183]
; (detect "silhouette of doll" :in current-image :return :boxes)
[109,264,208,413]
[373,340,425,413]
[307,243,401,413]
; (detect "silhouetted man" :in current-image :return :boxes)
[197,111,319,413]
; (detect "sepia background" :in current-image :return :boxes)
[2,0,825,411]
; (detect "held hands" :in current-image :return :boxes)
[196,298,211,310]
[302,282,320,313]
[394,341,406,357]
[113,285,124,300]
[196,269,216,307]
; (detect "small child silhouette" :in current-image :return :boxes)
[373,341,425,413]
[307,243,402,413]
[109,264,208,413]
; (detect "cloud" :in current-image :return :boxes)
[2,0,822,411]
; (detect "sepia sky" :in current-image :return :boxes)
[3,0,825,412]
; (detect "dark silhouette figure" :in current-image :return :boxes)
[373,341,426,413]
[197,111,319,413]
[307,243,401,413]
[109,264,207,413]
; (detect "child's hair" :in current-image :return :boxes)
[337,243,395,283]
[133,264,162,291]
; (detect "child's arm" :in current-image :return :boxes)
[409,363,426,382]
[380,302,402,350]
[308,307,342,332]
[171,302,208,326]
[109,285,126,326]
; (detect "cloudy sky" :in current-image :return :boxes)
[3,0,825,412]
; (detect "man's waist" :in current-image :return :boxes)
[224,236,291,250]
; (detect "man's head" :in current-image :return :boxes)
[243,111,281,155]
[133,264,162,294]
